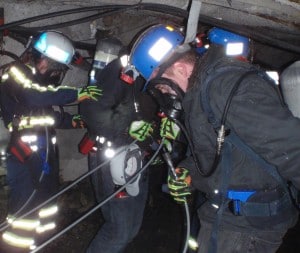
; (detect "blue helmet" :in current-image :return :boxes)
[128,24,185,81]
[208,27,250,58]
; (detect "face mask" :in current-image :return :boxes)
[146,77,184,120]
[34,68,66,86]
[32,50,68,86]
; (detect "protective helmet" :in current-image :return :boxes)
[110,144,142,196]
[128,24,185,81]
[33,31,75,65]
[208,27,250,58]
[280,61,300,118]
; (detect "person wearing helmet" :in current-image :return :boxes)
[207,27,251,61]
[0,30,101,252]
[79,35,162,252]
[125,24,300,253]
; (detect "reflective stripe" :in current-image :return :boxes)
[188,236,199,250]
[39,205,58,218]
[8,115,55,131]
[36,222,56,234]
[8,65,76,92]
[21,135,38,143]
[9,66,33,89]
[2,231,35,249]
[10,218,40,231]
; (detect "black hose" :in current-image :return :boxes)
[29,140,162,253]
[1,3,298,54]
[0,50,19,61]
[0,4,186,31]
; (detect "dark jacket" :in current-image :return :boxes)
[0,61,78,129]
[80,58,159,149]
[180,46,300,230]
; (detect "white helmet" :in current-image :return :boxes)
[280,61,300,118]
[110,144,142,196]
[33,31,75,65]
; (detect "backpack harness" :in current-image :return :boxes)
[198,64,295,253]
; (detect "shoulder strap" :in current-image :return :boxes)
[200,66,288,189]
[200,65,256,128]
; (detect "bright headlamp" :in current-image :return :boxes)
[148,37,173,62]
[226,42,244,56]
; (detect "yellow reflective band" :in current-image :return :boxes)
[51,136,57,145]
[9,66,30,87]
[29,116,55,127]
[36,222,56,234]
[1,73,9,81]
[8,116,55,132]
[188,236,199,250]
[2,231,35,249]
[11,218,40,231]
[8,66,77,92]
[21,135,38,143]
[39,205,58,218]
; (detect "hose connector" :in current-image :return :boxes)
[217,124,226,155]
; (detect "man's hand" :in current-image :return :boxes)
[72,114,86,128]
[160,117,180,140]
[168,167,191,203]
[129,120,153,142]
[77,86,102,102]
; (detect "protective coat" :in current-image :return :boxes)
[180,46,300,231]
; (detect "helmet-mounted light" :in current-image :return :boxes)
[127,24,185,82]
[34,33,71,64]
[33,31,75,65]
[225,42,244,56]
[208,27,250,59]
[148,37,174,62]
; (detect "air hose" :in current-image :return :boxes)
[29,139,163,253]
[0,140,138,233]
[0,123,50,231]
[162,146,190,253]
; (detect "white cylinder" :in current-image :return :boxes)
[280,61,300,118]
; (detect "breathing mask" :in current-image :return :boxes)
[146,77,184,120]
[32,49,69,86]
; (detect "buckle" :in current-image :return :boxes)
[228,200,241,216]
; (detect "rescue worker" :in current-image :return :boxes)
[0,30,101,252]
[123,24,300,253]
[79,38,159,252]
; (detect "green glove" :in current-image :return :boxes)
[72,114,86,129]
[160,117,180,140]
[78,86,102,102]
[168,167,191,203]
[129,120,153,142]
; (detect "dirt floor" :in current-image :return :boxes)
[1,164,300,253]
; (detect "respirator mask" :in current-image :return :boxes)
[146,77,184,120]
[30,48,68,86]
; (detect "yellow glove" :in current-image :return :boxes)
[160,117,180,140]
[72,114,86,128]
[129,120,153,142]
[77,86,102,102]
[168,168,192,203]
